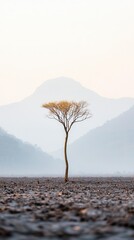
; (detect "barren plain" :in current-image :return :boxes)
[0,177,134,239]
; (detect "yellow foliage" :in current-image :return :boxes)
[42,100,91,132]
[42,101,72,112]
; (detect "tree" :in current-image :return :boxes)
[42,100,91,182]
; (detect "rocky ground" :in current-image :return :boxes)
[0,177,134,239]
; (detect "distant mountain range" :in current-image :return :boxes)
[0,77,134,152]
[0,128,63,176]
[54,106,134,175]
[0,103,134,177]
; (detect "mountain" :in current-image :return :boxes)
[0,77,134,152]
[0,128,63,176]
[55,106,134,176]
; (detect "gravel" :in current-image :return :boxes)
[0,177,134,239]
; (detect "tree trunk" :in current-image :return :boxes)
[64,132,69,182]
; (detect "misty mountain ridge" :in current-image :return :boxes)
[0,127,63,176]
[54,105,134,175]
[33,77,100,101]
[0,77,133,152]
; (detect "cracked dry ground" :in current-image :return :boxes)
[0,178,134,239]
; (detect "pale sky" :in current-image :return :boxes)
[0,0,134,105]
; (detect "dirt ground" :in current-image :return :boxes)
[0,177,134,239]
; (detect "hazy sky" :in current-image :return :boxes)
[0,0,134,105]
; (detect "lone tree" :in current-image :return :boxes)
[42,100,91,182]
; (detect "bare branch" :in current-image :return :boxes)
[42,100,92,133]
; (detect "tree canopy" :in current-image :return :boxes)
[42,100,91,133]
